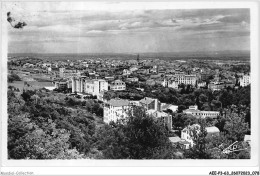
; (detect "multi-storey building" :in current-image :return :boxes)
[71,76,108,96]
[103,99,131,123]
[163,79,179,89]
[175,74,197,86]
[162,74,197,89]
[110,80,126,91]
[239,74,250,87]
[84,79,108,96]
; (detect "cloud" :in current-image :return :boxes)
[217,15,249,24]
[6,5,250,53]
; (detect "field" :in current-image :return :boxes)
[9,81,54,91]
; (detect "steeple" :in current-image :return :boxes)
[137,54,140,63]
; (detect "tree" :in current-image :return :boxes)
[215,116,227,132]
[9,119,86,159]
[223,111,249,142]
[172,113,197,131]
[8,73,21,83]
[125,107,173,159]
[177,105,187,113]
[93,107,177,159]
[93,123,129,159]
[206,132,250,159]
[21,89,35,102]
[219,90,233,108]
[184,119,211,159]
[8,88,96,158]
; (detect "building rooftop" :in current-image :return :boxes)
[183,109,219,114]
[112,79,124,83]
[161,104,172,110]
[178,140,190,145]
[205,126,220,133]
[244,134,251,142]
[107,99,130,107]
[148,110,169,118]
[140,97,155,105]
[183,109,201,113]
[169,136,181,143]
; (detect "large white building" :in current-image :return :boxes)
[103,97,173,131]
[239,74,250,87]
[103,99,131,123]
[162,74,197,89]
[71,77,108,96]
[175,74,197,86]
[110,80,126,91]
[183,105,220,118]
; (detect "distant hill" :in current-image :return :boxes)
[8,50,250,60]
[137,50,250,58]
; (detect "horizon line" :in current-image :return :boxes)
[8,50,250,55]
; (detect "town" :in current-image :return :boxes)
[7,53,251,159]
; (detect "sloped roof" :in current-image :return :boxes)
[140,97,155,105]
[162,104,178,110]
[152,111,168,118]
[162,104,171,110]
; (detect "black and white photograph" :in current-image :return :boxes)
[1,1,259,176]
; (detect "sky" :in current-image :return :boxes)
[5,2,250,54]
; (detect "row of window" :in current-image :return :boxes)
[112,86,126,90]
[112,83,126,86]
[192,112,219,116]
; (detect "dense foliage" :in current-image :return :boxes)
[104,83,250,112]
[92,107,179,159]
[8,73,21,83]
[8,83,250,159]
[8,89,96,159]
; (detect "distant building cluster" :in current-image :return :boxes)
[7,53,251,153]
